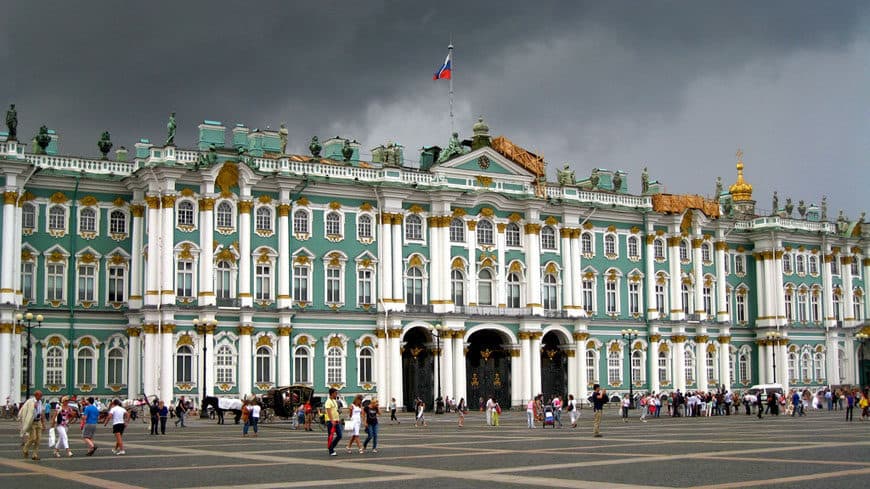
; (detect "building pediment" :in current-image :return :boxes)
[431,146,539,185]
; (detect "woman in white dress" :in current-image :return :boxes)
[346,395,363,454]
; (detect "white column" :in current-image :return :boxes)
[766,342,775,384]
[649,337,660,393]
[774,250,786,324]
[520,332,532,402]
[376,327,388,403]
[441,332,454,401]
[511,348,522,407]
[757,342,767,385]
[576,331,589,401]
[129,204,144,308]
[391,216,403,304]
[674,339,686,392]
[692,238,704,316]
[645,235,658,320]
[277,204,291,308]
[453,330,466,406]
[467,221,478,305]
[428,217,441,305]
[561,228,573,311]
[0,326,11,404]
[715,240,729,322]
[567,348,577,401]
[763,254,776,325]
[863,253,870,317]
[778,339,789,392]
[571,231,583,311]
[843,336,855,384]
[11,329,21,403]
[389,325,403,409]
[127,328,141,399]
[530,332,542,396]
[825,331,839,384]
[526,224,542,313]
[822,247,835,327]
[238,326,253,397]
[238,200,253,307]
[12,203,22,304]
[199,197,216,306]
[277,326,292,387]
[380,214,393,305]
[161,195,175,305]
[0,190,18,304]
[668,236,683,320]
[143,326,157,396]
[496,224,506,307]
[160,326,174,402]
[145,196,161,306]
[695,338,708,392]
[718,334,731,390]
[205,327,215,397]
[755,253,767,323]
[842,255,855,322]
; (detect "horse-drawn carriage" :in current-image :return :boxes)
[261,385,315,423]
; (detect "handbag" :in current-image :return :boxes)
[343,420,354,431]
[48,427,56,448]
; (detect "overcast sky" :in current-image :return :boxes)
[2,1,868,218]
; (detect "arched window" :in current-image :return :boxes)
[808,255,819,275]
[405,266,424,305]
[49,206,66,231]
[215,345,235,384]
[684,349,695,385]
[738,353,750,383]
[176,345,193,383]
[405,214,422,240]
[607,350,622,386]
[477,220,494,245]
[506,223,521,247]
[631,350,643,384]
[658,350,670,384]
[79,208,96,233]
[22,203,36,230]
[540,226,556,250]
[702,282,713,317]
[255,263,272,301]
[605,275,618,315]
[796,255,806,275]
[813,352,824,381]
[681,283,691,314]
[176,259,194,299]
[679,240,689,262]
[478,269,493,306]
[655,274,667,314]
[449,218,465,242]
[325,211,342,236]
[811,287,821,322]
[782,253,793,274]
[325,263,342,304]
[701,242,712,263]
[177,200,195,227]
[832,292,842,321]
[216,201,233,228]
[358,347,373,384]
[604,234,616,256]
[581,232,593,255]
[797,289,808,322]
[705,351,716,382]
[293,346,311,384]
[627,235,640,259]
[109,210,126,234]
[45,345,64,386]
[586,350,598,384]
[108,265,126,303]
[357,267,373,306]
[784,287,794,322]
[507,272,521,308]
[255,346,272,384]
[357,214,372,239]
[734,255,745,275]
[451,269,465,306]
[787,352,797,382]
[542,273,558,311]
[107,347,125,385]
[255,207,272,232]
[800,352,812,381]
[76,347,95,385]
[293,209,309,234]
[326,346,344,385]
[293,262,310,302]
[654,238,665,260]
[215,260,233,299]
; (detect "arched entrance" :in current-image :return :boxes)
[402,327,434,411]
[466,329,512,408]
[541,331,568,400]
[859,342,870,389]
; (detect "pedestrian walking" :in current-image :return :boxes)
[414,399,428,427]
[174,396,187,428]
[526,398,536,429]
[18,390,45,461]
[50,396,75,458]
[249,399,261,436]
[492,400,501,427]
[104,399,129,455]
[552,396,563,428]
[567,394,578,428]
[845,391,855,422]
[362,398,380,453]
[346,395,364,453]
[325,388,343,456]
[81,397,100,456]
[457,397,466,427]
[158,400,168,434]
[858,393,869,421]
[149,398,159,435]
[590,384,608,437]
[621,394,630,423]
[485,396,494,426]
[389,397,400,424]
[639,394,648,423]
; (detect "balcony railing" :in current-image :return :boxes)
[457,306,532,316]
[405,304,433,314]
[216,297,241,308]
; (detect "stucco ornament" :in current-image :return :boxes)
[97,131,113,159]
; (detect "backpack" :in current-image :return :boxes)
[567,402,574,411]
[495,403,502,415]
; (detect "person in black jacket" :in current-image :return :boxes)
[589,384,608,438]
[149,398,159,435]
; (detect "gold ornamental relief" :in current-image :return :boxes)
[452,207,467,217]
[4,191,19,205]
[238,200,253,214]
[50,192,68,204]
[215,162,239,197]
[79,195,98,206]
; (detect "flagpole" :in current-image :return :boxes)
[448,41,454,135]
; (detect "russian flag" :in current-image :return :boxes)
[433,50,452,80]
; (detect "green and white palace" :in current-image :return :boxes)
[0,113,868,408]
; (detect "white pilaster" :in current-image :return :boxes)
[668,235,684,320]
[571,231,583,312]
[755,253,767,324]
[511,347,522,407]
[238,200,253,307]
[376,325,388,403]
[718,333,731,390]
[145,196,161,306]
[649,337,660,393]
[199,196,216,306]
[825,330,839,384]
[530,331,542,396]
[466,220,478,305]
[715,239,729,322]
[520,332,532,402]
[0,328,11,404]
[277,203,291,308]
[842,254,854,322]
[127,328,141,399]
[496,224,506,307]
[526,224,542,314]
[391,216,403,305]
[452,328,466,406]
[428,217,441,307]
[129,203,144,308]
[160,195,175,305]
[674,339,686,392]
[822,245,835,327]
[0,191,18,303]
[277,326,292,387]
[160,327,174,401]
[238,326,253,397]
[695,337,708,392]
[561,228,574,311]
[692,237,704,317]
[389,322,403,409]
[442,332,454,400]
[576,328,589,401]
[645,235,658,320]
[773,249,786,325]
[380,214,392,307]
[143,327,157,396]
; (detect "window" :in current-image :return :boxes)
[107,266,125,302]
[605,278,617,315]
[734,255,745,275]
[47,263,65,302]
[796,255,806,275]
[255,347,272,384]
[681,283,690,314]
[293,209,309,234]
[48,206,66,231]
[654,238,665,260]
[405,214,423,240]
[506,223,521,247]
[811,289,821,322]
[109,210,126,234]
[507,272,521,308]
[177,201,195,227]
[78,264,96,302]
[541,226,556,250]
[293,265,309,302]
[833,292,841,321]
[628,281,641,316]
[684,350,695,385]
[658,351,670,384]
[478,220,494,246]
[326,346,344,385]
[679,240,689,262]
[76,348,95,385]
[478,269,494,306]
[22,203,36,230]
[702,243,712,263]
[831,256,839,275]
[604,234,616,256]
[854,291,863,320]
[738,353,749,383]
[325,211,342,236]
[800,352,812,381]
[655,281,666,315]
[21,261,35,303]
[542,273,557,311]
[216,201,233,228]
[358,347,373,384]
[705,352,715,382]
[703,284,713,317]
[628,236,640,260]
[451,269,465,307]
[447,218,464,242]
[357,268,373,306]
[45,345,64,386]
[784,288,794,322]
[814,352,824,381]
[176,346,193,383]
[294,346,311,384]
[582,233,594,255]
[724,253,731,274]
[326,266,342,304]
[215,345,235,384]
[586,350,597,384]
[405,266,424,305]
[797,290,808,323]
[782,254,792,274]
[107,348,124,385]
[255,263,272,301]
[582,278,594,314]
[736,290,747,323]
[357,214,373,239]
[79,208,96,233]
[787,353,797,382]
[631,350,643,384]
[176,260,194,298]
[809,255,819,275]
[215,260,233,299]
[607,350,622,385]
[729,353,735,386]
[255,207,272,233]
[851,259,860,277]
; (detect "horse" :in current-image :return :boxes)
[202,396,243,424]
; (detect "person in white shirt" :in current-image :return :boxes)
[567,394,579,428]
[103,399,129,455]
[485,397,494,426]
[249,401,261,436]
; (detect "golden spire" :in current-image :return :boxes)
[729,148,753,202]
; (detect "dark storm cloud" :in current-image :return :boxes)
[1,1,867,215]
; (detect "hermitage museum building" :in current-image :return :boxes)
[0,112,867,409]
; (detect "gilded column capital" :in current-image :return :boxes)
[161,195,177,208]
[524,223,541,235]
[518,331,532,340]
[125,327,141,337]
[560,228,573,239]
[841,256,853,265]
[145,195,161,209]
[466,219,477,230]
[694,335,709,343]
[0,323,13,334]
[4,191,19,205]
[717,335,731,344]
[529,331,543,340]
[667,236,682,247]
[277,326,293,337]
[130,204,145,217]
[573,332,590,341]
[510,348,521,357]
[714,241,728,251]
[374,328,386,339]
[774,250,784,259]
[199,198,215,211]
[671,334,687,343]
[691,238,703,249]
[649,334,662,343]
[570,229,581,239]
[646,235,656,245]
[162,324,176,334]
[387,328,403,339]
[497,223,507,233]
[381,213,393,225]
[761,250,774,260]
[823,254,833,263]
[391,214,403,225]
[238,200,253,214]
[277,203,291,216]
[238,325,255,335]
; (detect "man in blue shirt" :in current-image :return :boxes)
[791,390,803,417]
[81,397,101,455]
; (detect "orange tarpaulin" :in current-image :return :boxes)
[651,194,720,218]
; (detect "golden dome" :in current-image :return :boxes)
[728,149,753,202]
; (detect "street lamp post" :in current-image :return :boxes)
[16,312,43,401]
[194,318,215,419]
[766,331,782,384]
[431,323,444,414]
[621,328,639,408]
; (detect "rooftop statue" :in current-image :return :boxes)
[641,167,649,194]
[341,139,354,162]
[557,164,575,186]
[784,197,793,217]
[798,200,806,218]
[837,209,847,232]
[772,191,778,214]
[714,176,722,201]
[197,144,218,168]
[34,125,50,154]
[590,169,600,189]
[612,172,622,192]
[5,104,17,140]
[279,123,288,154]
[165,112,176,146]
[309,136,321,158]
[821,196,827,220]
[437,132,465,163]
[97,131,113,160]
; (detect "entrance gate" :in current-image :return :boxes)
[466,330,511,408]
[402,328,434,411]
[541,331,568,400]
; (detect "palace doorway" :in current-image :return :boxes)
[466,329,512,408]
[402,327,434,411]
[541,330,568,400]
